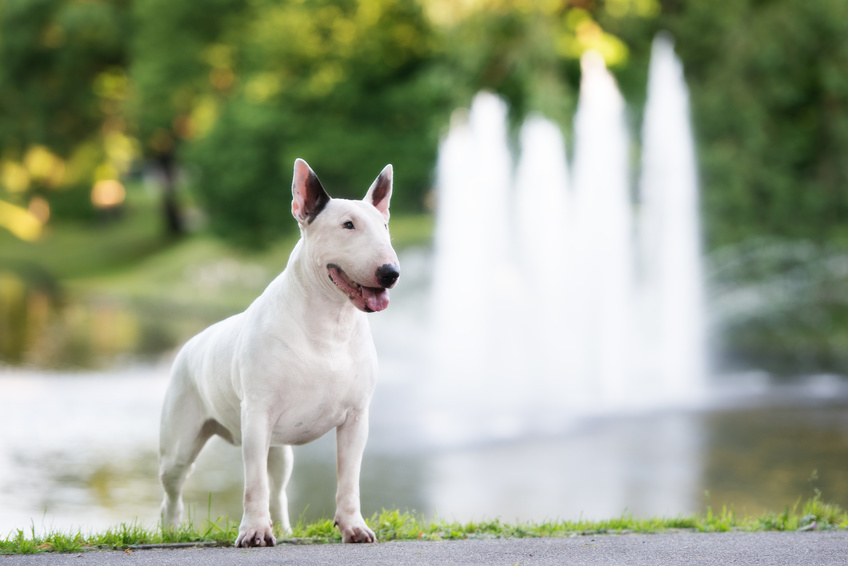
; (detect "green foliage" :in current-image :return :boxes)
[804,491,848,529]
[0,0,133,224]
[186,102,294,245]
[125,0,655,244]
[291,517,340,542]
[96,521,154,548]
[0,0,129,156]
[129,0,245,152]
[0,183,167,280]
[3,0,848,251]
[432,5,575,128]
[699,506,736,533]
[661,0,848,248]
[178,0,449,244]
[2,527,41,555]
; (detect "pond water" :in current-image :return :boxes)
[1,249,848,536]
[2,366,847,536]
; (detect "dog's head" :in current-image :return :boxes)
[291,158,400,313]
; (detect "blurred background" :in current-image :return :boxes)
[1,0,847,535]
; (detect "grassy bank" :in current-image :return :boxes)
[2,496,846,555]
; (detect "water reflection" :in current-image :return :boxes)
[0,264,211,369]
[0,370,166,531]
[0,263,60,366]
[1,368,846,535]
[701,404,848,514]
[425,414,702,521]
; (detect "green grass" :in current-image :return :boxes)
[2,495,846,555]
[0,185,169,281]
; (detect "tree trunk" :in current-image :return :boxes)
[155,151,185,237]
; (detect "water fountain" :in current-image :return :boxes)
[636,33,706,404]
[425,34,706,445]
[568,49,635,410]
[428,94,530,443]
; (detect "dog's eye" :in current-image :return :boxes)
[343,220,355,230]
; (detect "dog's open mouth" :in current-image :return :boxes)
[327,264,390,313]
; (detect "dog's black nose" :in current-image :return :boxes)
[376,264,400,288]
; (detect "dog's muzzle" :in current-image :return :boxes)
[327,264,398,313]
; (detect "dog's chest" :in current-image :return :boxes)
[255,342,375,446]
[268,368,372,446]
[238,291,377,445]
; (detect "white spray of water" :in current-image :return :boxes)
[569,50,635,410]
[429,94,528,442]
[513,115,571,411]
[637,33,707,403]
[427,36,705,444]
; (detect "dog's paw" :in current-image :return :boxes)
[159,497,183,529]
[235,519,276,548]
[334,515,377,543]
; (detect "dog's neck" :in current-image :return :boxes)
[265,238,363,339]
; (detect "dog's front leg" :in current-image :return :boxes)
[334,408,376,543]
[235,408,276,548]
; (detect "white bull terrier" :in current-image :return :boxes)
[159,158,399,547]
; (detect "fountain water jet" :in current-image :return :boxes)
[428,94,529,443]
[426,35,705,445]
[514,115,571,402]
[637,33,707,404]
[569,50,635,410]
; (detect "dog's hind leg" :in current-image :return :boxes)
[158,375,214,528]
[267,445,293,534]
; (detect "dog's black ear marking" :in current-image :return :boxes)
[292,158,331,225]
[364,164,392,220]
[303,171,330,224]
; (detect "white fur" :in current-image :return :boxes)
[159,159,399,547]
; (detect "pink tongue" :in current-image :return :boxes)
[362,286,390,312]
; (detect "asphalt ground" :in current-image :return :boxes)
[3,531,847,566]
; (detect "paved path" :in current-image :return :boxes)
[3,532,847,565]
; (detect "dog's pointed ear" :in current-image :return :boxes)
[292,158,330,225]
[364,164,392,220]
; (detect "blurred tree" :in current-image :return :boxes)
[661,0,848,248]
[133,0,649,245]
[428,0,649,133]
[428,1,575,129]
[0,0,656,245]
[129,0,247,237]
[179,0,452,245]
[22,0,835,253]
[0,0,132,231]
